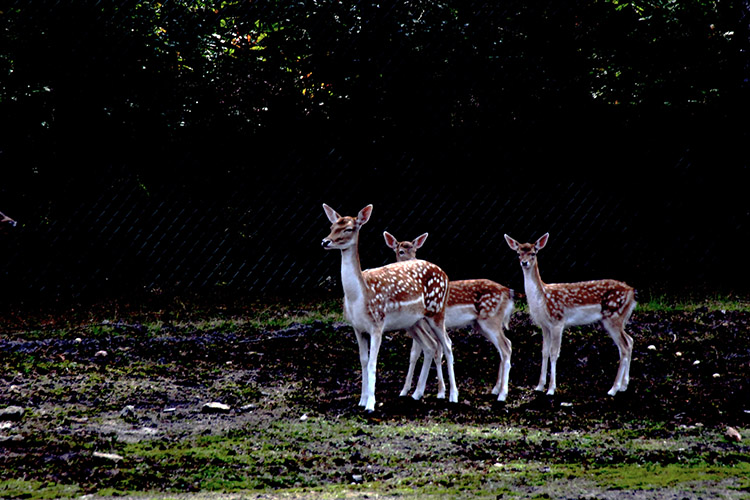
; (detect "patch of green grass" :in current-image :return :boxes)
[589,462,750,490]
[638,292,750,313]
[5,405,750,499]
[84,417,745,498]
[245,298,344,330]
[0,479,81,500]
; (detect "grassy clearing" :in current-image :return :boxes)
[4,415,746,499]
[2,296,750,499]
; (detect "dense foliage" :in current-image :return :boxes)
[0,0,743,175]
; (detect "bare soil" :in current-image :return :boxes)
[1,300,749,499]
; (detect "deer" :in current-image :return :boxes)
[504,233,636,397]
[321,204,458,411]
[1,211,17,227]
[384,231,515,401]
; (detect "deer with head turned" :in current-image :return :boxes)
[321,204,458,411]
[504,233,636,396]
[384,231,515,401]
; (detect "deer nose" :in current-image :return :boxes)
[321,239,331,248]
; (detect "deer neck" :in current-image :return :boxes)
[339,242,369,304]
[521,262,547,310]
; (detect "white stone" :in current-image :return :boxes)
[201,402,231,414]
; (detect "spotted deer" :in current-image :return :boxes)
[321,204,458,411]
[384,231,515,401]
[504,233,636,396]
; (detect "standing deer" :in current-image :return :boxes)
[384,231,515,401]
[321,204,458,411]
[504,233,636,396]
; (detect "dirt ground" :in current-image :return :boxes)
[1,300,749,499]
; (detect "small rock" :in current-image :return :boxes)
[712,373,721,378]
[120,405,136,418]
[0,406,24,422]
[693,360,700,365]
[351,474,364,484]
[300,413,309,421]
[647,344,656,351]
[93,451,125,463]
[726,427,742,442]
[94,350,108,358]
[201,402,231,414]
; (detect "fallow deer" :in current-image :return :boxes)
[504,233,636,396]
[321,204,458,411]
[384,231,515,401]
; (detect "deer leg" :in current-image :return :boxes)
[400,334,422,397]
[427,317,458,403]
[363,330,383,412]
[546,325,564,396]
[412,331,435,401]
[478,318,512,401]
[535,327,551,392]
[621,331,634,390]
[354,329,370,407]
[433,337,446,400]
[412,320,446,399]
[612,299,637,394]
[603,319,634,395]
[403,322,440,399]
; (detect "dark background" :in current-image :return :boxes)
[0,1,748,310]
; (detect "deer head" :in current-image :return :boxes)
[504,233,549,270]
[383,231,428,262]
[321,204,372,251]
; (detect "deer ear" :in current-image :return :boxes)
[383,231,398,249]
[504,234,519,250]
[358,204,373,225]
[322,204,340,223]
[536,232,550,250]
[413,232,429,249]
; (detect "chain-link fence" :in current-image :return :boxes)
[1,138,747,307]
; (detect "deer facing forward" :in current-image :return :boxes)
[504,233,636,397]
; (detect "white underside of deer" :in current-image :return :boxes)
[322,204,458,412]
[384,232,515,401]
[505,233,636,397]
